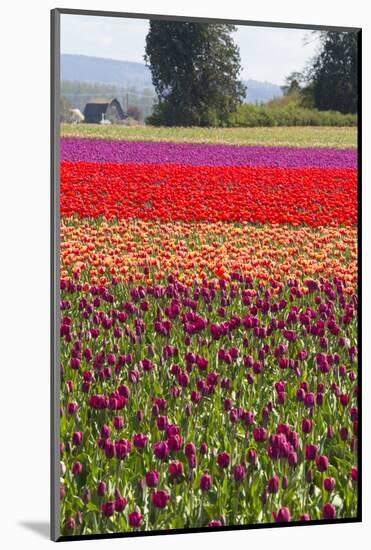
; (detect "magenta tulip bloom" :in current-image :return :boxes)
[72,461,83,476]
[167,434,183,452]
[200,442,208,455]
[67,402,78,415]
[305,444,318,460]
[233,463,247,482]
[324,477,336,491]
[128,511,143,528]
[208,520,223,527]
[115,497,127,513]
[200,473,213,491]
[115,439,131,459]
[217,452,230,468]
[114,416,124,430]
[302,418,313,434]
[185,442,196,457]
[169,461,184,479]
[267,474,280,493]
[101,424,111,439]
[340,393,350,406]
[134,433,149,449]
[253,427,267,442]
[153,441,170,460]
[248,448,258,466]
[72,431,83,446]
[274,507,291,523]
[151,490,170,509]
[304,392,315,408]
[146,470,160,488]
[288,451,298,466]
[65,517,75,531]
[316,455,329,472]
[323,503,336,519]
[97,480,107,496]
[101,501,115,517]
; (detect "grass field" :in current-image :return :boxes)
[61,124,357,149]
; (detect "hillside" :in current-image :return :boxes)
[61,54,282,104]
[61,54,152,88]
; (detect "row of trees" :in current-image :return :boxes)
[144,23,359,126]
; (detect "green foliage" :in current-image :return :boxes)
[308,31,358,114]
[230,98,357,127]
[144,21,246,126]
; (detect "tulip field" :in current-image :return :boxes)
[59,126,358,536]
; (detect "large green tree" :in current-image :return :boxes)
[308,31,358,114]
[144,21,246,126]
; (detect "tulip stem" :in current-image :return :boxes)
[235,484,241,519]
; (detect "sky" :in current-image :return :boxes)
[61,14,321,86]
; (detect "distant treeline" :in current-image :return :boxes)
[60,78,357,127]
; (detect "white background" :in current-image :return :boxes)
[0,0,368,548]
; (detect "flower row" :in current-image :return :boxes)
[60,162,357,226]
[60,219,357,291]
[61,137,357,168]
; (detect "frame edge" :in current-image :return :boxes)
[51,7,61,543]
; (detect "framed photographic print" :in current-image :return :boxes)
[51,8,361,541]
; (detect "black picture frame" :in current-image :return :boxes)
[51,8,362,542]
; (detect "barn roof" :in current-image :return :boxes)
[83,102,109,122]
[83,98,125,123]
